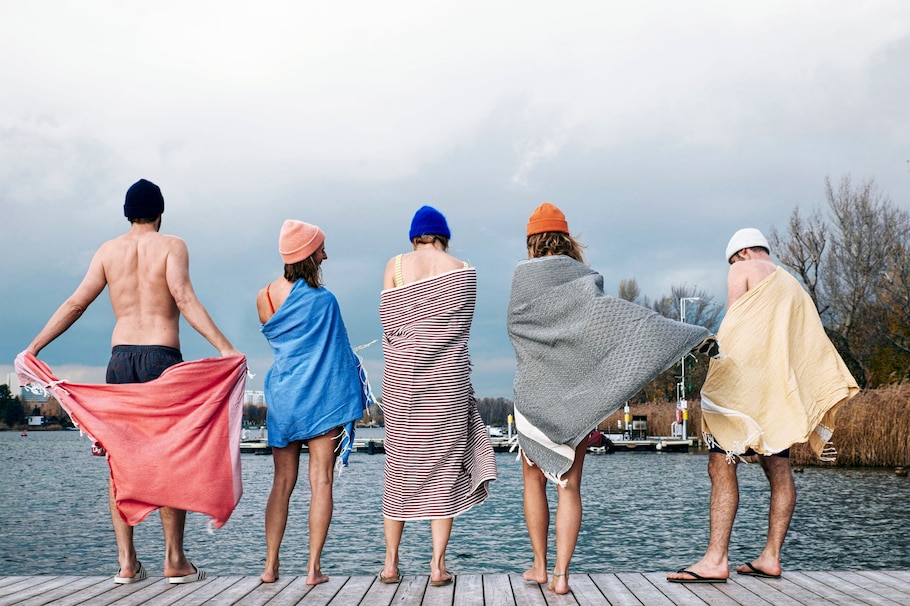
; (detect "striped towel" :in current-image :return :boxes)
[508,256,714,483]
[15,351,246,529]
[380,267,497,520]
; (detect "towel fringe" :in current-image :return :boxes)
[516,444,568,487]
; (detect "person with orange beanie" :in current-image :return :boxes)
[508,203,715,595]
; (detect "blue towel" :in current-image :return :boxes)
[262,280,371,463]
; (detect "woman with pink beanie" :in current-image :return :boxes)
[256,220,370,585]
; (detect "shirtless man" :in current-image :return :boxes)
[27,178,240,584]
[668,228,795,584]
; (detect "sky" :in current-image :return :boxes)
[2,1,909,399]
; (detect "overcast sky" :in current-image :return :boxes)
[2,1,908,399]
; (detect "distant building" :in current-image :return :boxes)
[244,390,266,405]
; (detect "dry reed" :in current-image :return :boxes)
[600,385,910,468]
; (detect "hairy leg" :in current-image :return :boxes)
[667,452,738,581]
[109,477,140,579]
[735,455,795,577]
[522,456,550,583]
[160,506,196,578]
[305,430,340,585]
[381,518,405,579]
[260,442,302,583]
[550,441,587,595]
[430,517,454,583]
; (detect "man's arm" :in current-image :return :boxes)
[166,238,241,357]
[27,249,108,355]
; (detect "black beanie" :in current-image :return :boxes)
[124,179,164,218]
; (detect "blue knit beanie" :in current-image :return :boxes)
[124,179,164,218]
[408,205,450,241]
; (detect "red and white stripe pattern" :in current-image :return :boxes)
[380,268,497,520]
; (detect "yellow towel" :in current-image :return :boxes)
[701,267,859,459]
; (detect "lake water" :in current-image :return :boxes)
[1,430,908,578]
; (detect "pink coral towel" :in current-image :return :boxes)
[15,351,247,529]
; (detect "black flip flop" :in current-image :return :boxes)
[668,568,727,584]
[737,562,781,579]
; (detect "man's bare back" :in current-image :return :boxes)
[28,219,236,357]
[727,252,776,307]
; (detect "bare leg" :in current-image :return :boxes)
[550,441,587,595]
[260,442,302,583]
[429,518,453,584]
[109,477,140,579]
[161,507,196,578]
[305,430,340,585]
[521,456,550,584]
[667,452,737,581]
[735,455,794,577]
[381,518,405,580]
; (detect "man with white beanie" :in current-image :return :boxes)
[668,227,857,584]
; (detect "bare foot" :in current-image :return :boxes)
[306,568,329,585]
[430,571,453,586]
[522,567,548,584]
[260,568,279,583]
[549,572,570,595]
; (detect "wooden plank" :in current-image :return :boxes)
[14,576,110,606]
[616,573,676,606]
[725,575,808,606]
[802,571,902,606]
[324,575,376,605]
[641,572,709,606]
[783,571,877,606]
[262,576,315,606]
[231,575,295,606]
[167,575,248,606]
[587,573,644,606]
[566,574,610,606]
[105,578,185,606]
[0,576,77,605]
[453,574,484,606]
[358,574,407,606]
[482,575,515,606]
[856,571,910,600]
[712,577,778,606]
[19,576,113,606]
[830,571,910,605]
[507,574,548,606]
[677,580,743,606]
[0,577,29,591]
[0,577,47,601]
[422,575,455,606]
[289,574,347,606]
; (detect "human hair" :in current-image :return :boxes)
[411,234,449,251]
[284,254,323,288]
[729,246,770,264]
[527,232,586,263]
[128,215,160,224]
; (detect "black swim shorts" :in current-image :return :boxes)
[106,345,184,384]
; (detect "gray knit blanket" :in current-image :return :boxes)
[507,256,714,481]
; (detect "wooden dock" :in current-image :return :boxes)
[2,570,909,605]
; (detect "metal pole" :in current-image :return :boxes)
[679,297,700,439]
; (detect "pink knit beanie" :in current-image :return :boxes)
[279,220,325,264]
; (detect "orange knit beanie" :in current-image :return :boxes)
[526,202,569,237]
[279,220,325,264]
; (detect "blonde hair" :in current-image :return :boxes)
[527,232,586,263]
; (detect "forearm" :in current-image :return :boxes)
[177,298,236,355]
[27,300,87,355]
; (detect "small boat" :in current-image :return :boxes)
[20,430,28,437]
[240,426,272,455]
